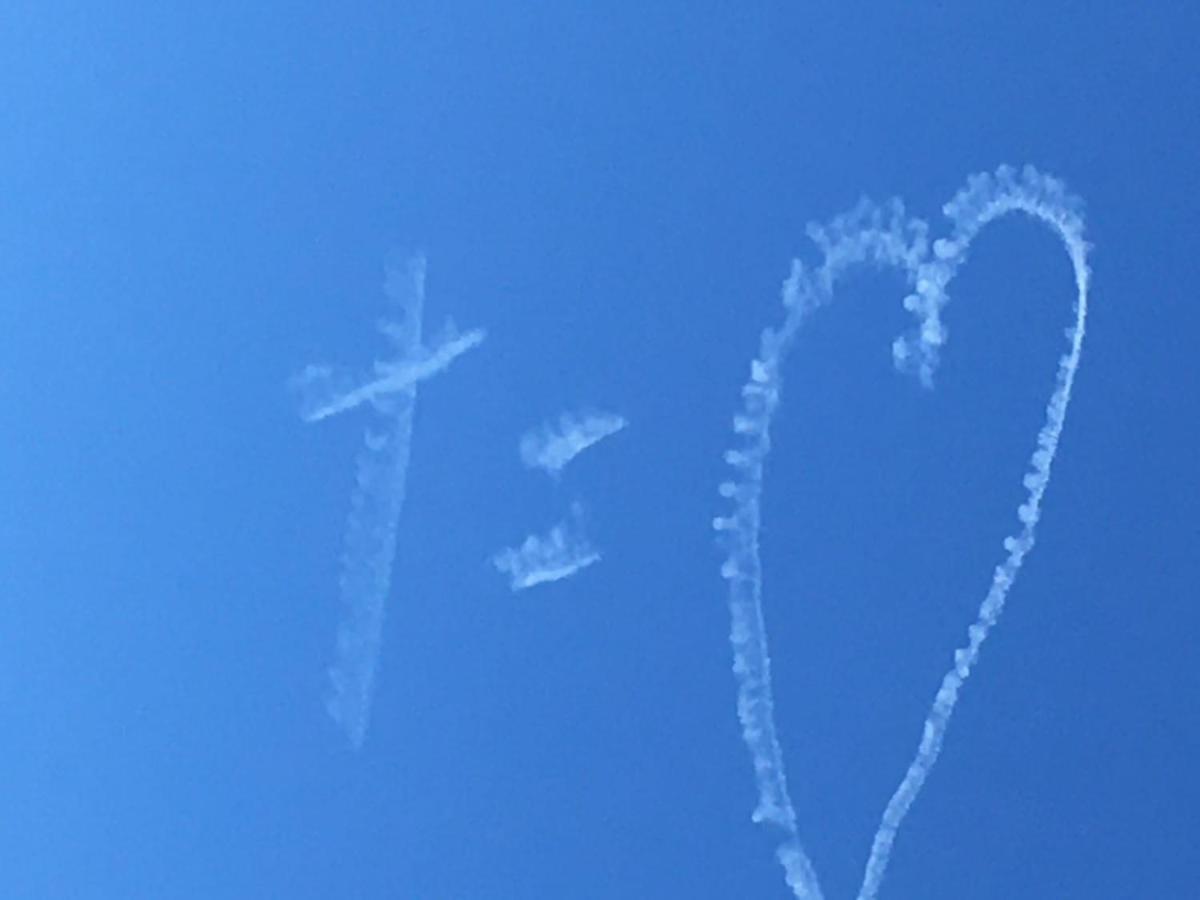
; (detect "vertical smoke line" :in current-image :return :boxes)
[714,167,1090,899]
[325,392,418,749]
[323,255,426,750]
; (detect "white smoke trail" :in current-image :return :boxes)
[303,254,485,749]
[518,410,627,475]
[855,167,1090,900]
[320,255,425,750]
[294,326,485,423]
[714,166,1090,899]
[493,503,601,591]
[325,403,417,749]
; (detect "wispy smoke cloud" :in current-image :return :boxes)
[518,410,626,475]
[493,505,600,591]
[715,165,1091,899]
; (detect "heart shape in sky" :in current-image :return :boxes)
[712,165,1091,900]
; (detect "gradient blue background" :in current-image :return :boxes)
[2,3,1196,898]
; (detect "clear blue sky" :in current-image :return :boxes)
[2,3,1196,898]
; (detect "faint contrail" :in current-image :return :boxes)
[298,254,485,749]
[713,166,1090,899]
[493,503,600,591]
[518,410,627,476]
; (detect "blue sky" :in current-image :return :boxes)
[1,3,1197,898]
